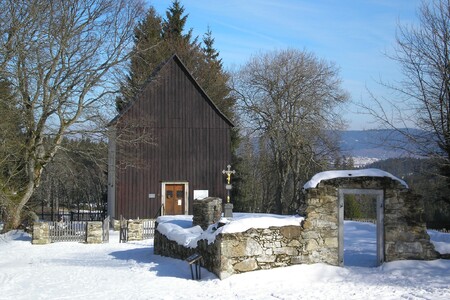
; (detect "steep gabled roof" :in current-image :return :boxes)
[109,54,234,127]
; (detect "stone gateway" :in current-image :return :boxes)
[303,169,440,265]
[154,169,440,279]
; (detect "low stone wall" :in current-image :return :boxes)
[154,228,198,260]
[155,173,441,279]
[155,223,308,279]
[218,226,305,279]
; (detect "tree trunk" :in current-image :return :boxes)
[3,181,35,232]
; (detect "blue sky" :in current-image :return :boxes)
[150,0,422,130]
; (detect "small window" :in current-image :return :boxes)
[176,190,183,198]
[166,191,173,199]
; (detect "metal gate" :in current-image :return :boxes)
[49,221,87,242]
[143,219,156,239]
[48,217,110,243]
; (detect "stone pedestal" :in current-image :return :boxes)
[224,203,233,218]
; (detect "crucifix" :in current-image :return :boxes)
[222,164,236,204]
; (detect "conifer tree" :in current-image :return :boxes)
[162,0,191,41]
[117,0,235,125]
[116,8,164,111]
[202,27,220,62]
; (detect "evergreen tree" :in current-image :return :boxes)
[116,8,164,111]
[202,26,220,62]
[162,0,191,41]
[344,195,362,220]
[117,1,235,123]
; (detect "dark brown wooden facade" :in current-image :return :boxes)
[107,55,233,219]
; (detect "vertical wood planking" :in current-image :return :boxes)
[114,56,232,218]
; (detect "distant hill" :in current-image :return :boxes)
[338,129,421,160]
[239,129,423,163]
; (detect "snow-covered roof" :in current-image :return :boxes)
[303,168,408,190]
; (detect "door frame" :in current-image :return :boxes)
[338,188,385,267]
[161,182,189,215]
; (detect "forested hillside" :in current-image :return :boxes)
[366,158,450,229]
[339,129,423,159]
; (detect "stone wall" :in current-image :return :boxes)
[154,175,440,280]
[154,228,201,259]
[155,223,307,280]
[218,226,304,279]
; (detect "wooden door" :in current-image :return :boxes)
[165,184,185,215]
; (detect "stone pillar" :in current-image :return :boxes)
[193,197,223,230]
[384,189,440,261]
[127,219,143,241]
[86,221,103,244]
[300,185,340,266]
[32,222,50,245]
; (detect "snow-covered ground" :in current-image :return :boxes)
[1,221,450,300]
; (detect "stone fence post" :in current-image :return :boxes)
[127,219,143,241]
[32,222,50,245]
[86,221,103,244]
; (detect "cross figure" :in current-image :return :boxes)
[222,165,236,185]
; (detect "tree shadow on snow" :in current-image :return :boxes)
[109,246,217,280]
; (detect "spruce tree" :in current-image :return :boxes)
[116,8,163,111]
[162,0,190,41]
[117,0,235,124]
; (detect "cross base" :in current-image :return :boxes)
[224,203,233,218]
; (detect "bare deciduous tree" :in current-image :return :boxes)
[233,49,348,214]
[361,0,450,199]
[0,0,145,231]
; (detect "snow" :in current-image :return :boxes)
[1,222,450,299]
[352,156,380,168]
[220,213,303,234]
[303,168,408,189]
[156,213,304,248]
[429,230,450,254]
